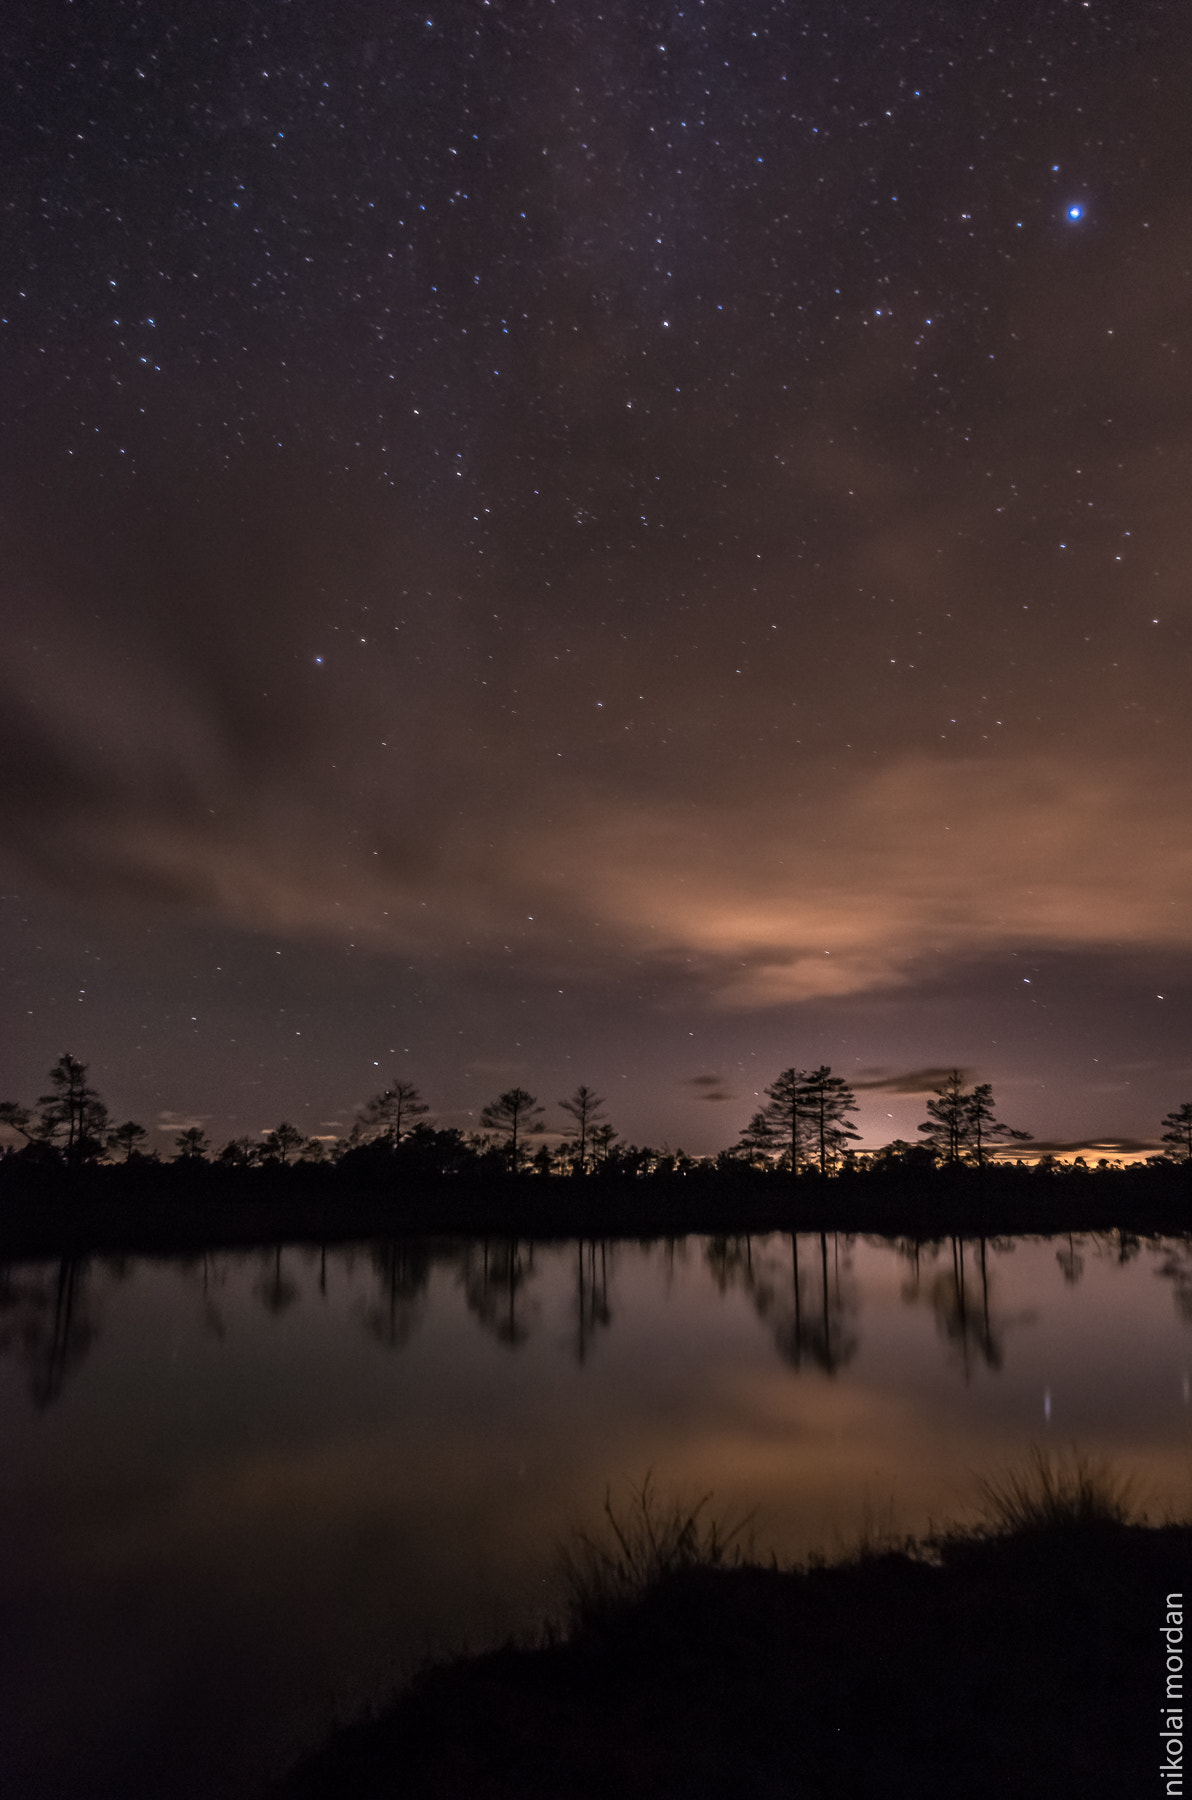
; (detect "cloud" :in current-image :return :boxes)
[6,434,1192,1027]
[568,754,1192,1006]
[9,727,1192,1015]
[853,1068,969,1095]
[682,1074,735,1102]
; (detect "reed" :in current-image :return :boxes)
[555,1471,756,1631]
[972,1445,1138,1534]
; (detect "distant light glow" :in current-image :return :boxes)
[1067,203,1084,220]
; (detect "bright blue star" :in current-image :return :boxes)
[1066,203,1084,221]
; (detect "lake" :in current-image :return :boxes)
[2,1230,1190,1797]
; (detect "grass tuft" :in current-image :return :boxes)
[972,1445,1138,1535]
[555,1472,756,1632]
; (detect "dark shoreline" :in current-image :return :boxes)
[1,1160,1190,1259]
[271,1518,1192,1799]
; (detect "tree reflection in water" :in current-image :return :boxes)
[917,1237,1029,1379]
[0,1257,98,1407]
[460,1238,539,1348]
[1055,1234,1086,1287]
[1155,1239,1192,1324]
[253,1245,299,1317]
[195,1249,229,1340]
[360,1240,432,1350]
[707,1233,859,1375]
[572,1239,612,1366]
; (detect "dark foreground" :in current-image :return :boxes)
[273,1521,1190,1799]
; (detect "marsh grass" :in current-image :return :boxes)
[555,1471,757,1631]
[971,1445,1139,1535]
[555,1451,1142,1637]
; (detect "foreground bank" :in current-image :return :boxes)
[272,1515,1191,1799]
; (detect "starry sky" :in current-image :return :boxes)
[2,0,1191,1157]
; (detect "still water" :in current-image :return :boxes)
[3,1230,1191,1796]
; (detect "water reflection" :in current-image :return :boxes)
[1156,1240,1192,1323]
[359,1241,432,1350]
[1055,1233,1084,1285]
[461,1237,539,1347]
[197,1251,229,1340]
[5,1232,1192,1411]
[0,1257,99,1407]
[2,1231,1191,1799]
[254,1245,299,1317]
[716,1232,861,1374]
[571,1239,612,1365]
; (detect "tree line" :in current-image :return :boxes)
[3,1053,1192,1178]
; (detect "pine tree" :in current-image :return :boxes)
[37,1054,109,1167]
[739,1067,811,1173]
[800,1066,860,1174]
[480,1087,545,1172]
[558,1085,608,1175]
[1161,1103,1192,1164]
[108,1120,149,1163]
[918,1070,970,1164]
[919,1071,1029,1166]
[356,1081,430,1145]
[260,1121,305,1165]
[736,1108,781,1166]
[966,1083,1031,1168]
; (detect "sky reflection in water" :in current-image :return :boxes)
[2,1231,1191,1797]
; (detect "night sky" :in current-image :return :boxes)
[3,0,1191,1157]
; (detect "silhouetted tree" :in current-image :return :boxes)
[602,1141,663,1177]
[735,1109,781,1167]
[918,1070,970,1164]
[917,1071,1027,1167]
[37,1054,108,1166]
[872,1138,938,1172]
[356,1081,430,1145]
[1162,1103,1192,1164]
[558,1085,608,1175]
[217,1136,256,1166]
[742,1067,812,1173]
[589,1121,619,1167]
[259,1121,305,1165]
[328,1123,365,1162]
[394,1122,474,1176]
[108,1120,149,1163]
[966,1083,1031,1168]
[174,1127,211,1161]
[480,1087,545,1172]
[801,1066,861,1174]
[0,1101,37,1146]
